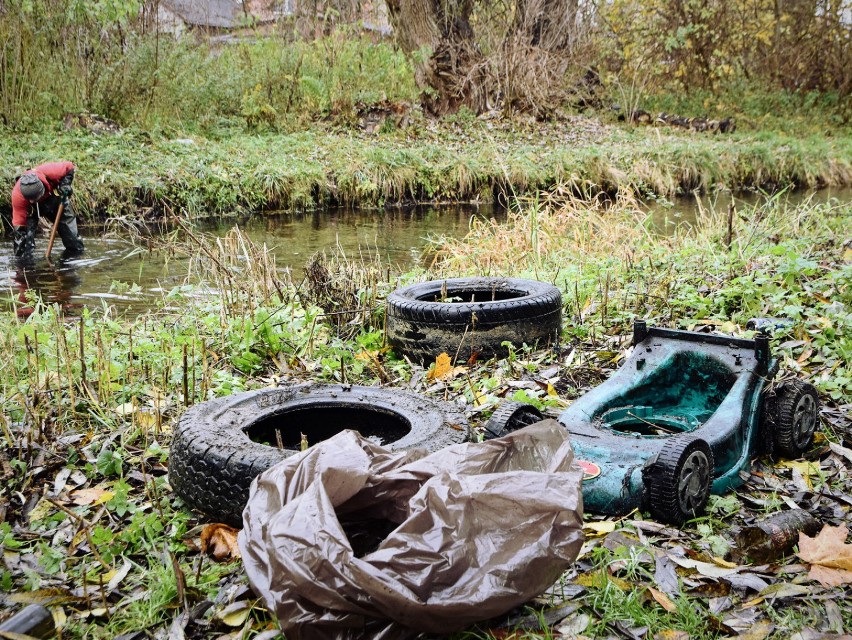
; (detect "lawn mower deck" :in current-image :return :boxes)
[486,321,819,526]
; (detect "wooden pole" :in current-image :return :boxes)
[44,200,65,259]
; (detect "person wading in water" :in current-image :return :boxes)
[11,161,84,259]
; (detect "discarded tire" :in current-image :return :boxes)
[483,401,544,439]
[386,277,562,364]
[169,383,470,526]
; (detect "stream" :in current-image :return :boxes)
[0,204,501,315]
[2,188,849,316]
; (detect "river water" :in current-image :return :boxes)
[2,188,849,316]
[0,204,501,315]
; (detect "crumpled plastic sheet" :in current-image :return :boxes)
[238,419,585,640]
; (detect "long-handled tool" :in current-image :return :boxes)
[44,200,66,259]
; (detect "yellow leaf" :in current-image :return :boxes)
[546,383,558,397]
[720,321,737,334]
[584,521,616,537]
[27,498,54,523]
[427,353,452,381]
[218,602,251,627]
[99,568,119,584]
[776,460,821,488]
[136,408,159,430]
[738,622,774,640]
[575,571,605,588]
[711,556,738,569]
[426,352,467,381]
[609,574,632,590]
[648,586,678,612]
[51,606,67,630]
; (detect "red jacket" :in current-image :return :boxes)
[11,161,76,226]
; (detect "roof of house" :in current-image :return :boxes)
[161,0,248,28]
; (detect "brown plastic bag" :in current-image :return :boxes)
[239,419,584,640]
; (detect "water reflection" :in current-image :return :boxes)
[0,204,501,315]
[647,187,852,233]
[7,253,84,318]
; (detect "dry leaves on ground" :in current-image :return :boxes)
[797,524,852,587]
[200,523,242,562]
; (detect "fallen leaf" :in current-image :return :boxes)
[775,460,821,490]
[574,570,630,590]
[757,583,813,598]
[797,524,852,586]
[216,601,251,627]
[106,559,133,592]
[710,556,738,569]
[51,606,67,631]
[796,348,813,364]
[27,498,53,524]
[9,588,86,607]
[426,352,467,381]
[737,621,774,640]
[669,557,738,579]
[200,523,241,562]
[648,587,678,612]
[828,442,852,464]
[776,460,821,477]
[555,613,590,636]
[583,521,616,537]
[71,486,114,506]
[806,564,852,587]
[114,402,135,417]
[427,352,452,381]
[653,631,689,640]
[136,408,159,430]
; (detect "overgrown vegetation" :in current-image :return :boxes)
[0,2,416,130]
[2,0,850,130]
[2,123,850,222]
[2,1,851,635]
[1,193,849,637]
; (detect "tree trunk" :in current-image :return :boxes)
[385,0,486,115]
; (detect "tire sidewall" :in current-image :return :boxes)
[387,277,560,327]
[386,277,562,362]
[169,384,470,525]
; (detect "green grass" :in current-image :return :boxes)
[2,121,851,222]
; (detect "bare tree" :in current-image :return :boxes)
[386,0,593,116]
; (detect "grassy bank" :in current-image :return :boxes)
[2,120,851,222]
[1,194,850,638]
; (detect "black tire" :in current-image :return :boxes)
[169,383,469,526]
[386,277,562,364]
[483,401,544,439]
[774,380,819,459]
[643,436,713,527]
